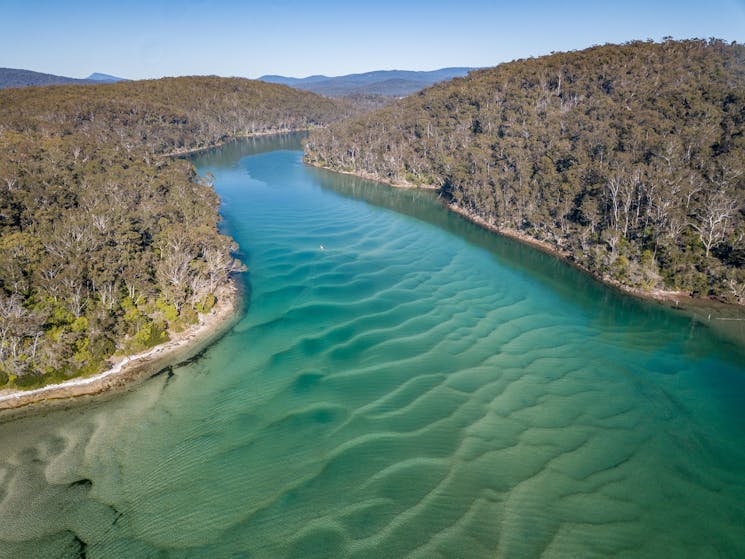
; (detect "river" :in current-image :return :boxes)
[0,134,743,558]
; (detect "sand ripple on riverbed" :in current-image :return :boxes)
[0,149,743,557]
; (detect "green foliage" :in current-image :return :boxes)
[179,306,199,328]
[611,256,631,282]
[72,337,94,368]
[11,373,44,389]
[50,305,75,327]
[122,298,142,323]
[306,39,745,304]
[196,293,217,314]
[70,317,88,333]
[641,250,654,268]
[155,299,180,323]
[131,320,169,352]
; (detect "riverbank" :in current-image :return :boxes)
[445,202,693,302]
[448,202,745,345]
[305,165,439,190]
[306,162,745,343]
[163,128,312,158]
[0,281,241,416]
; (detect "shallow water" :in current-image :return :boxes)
[0,134,744,558]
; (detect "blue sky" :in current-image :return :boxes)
[1,0,744,79]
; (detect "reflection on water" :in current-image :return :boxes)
[0,134,743,558]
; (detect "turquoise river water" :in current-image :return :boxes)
[0,135,744,558]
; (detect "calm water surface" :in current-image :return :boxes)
[0,135,744,558]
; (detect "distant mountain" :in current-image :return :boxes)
[260,74,329,86]
[86,72,128,83]
[0,68,97,89]
[259,68,476,97]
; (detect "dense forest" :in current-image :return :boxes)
[0,76,344,387]
[305,39,745,304]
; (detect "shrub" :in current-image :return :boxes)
[195,293,217,314]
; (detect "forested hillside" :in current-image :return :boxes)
[0,76,343,387]
[305,39,745,304]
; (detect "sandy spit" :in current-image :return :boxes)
[0,282,241,416]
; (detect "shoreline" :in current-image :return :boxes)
[304,161,439,190]
[306,162,745,325]
[445,202,693,305]
[163,127,312,158]
[0,280,241,416]
[444,202,745,328]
